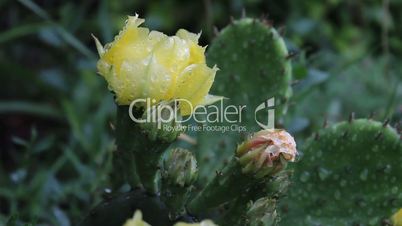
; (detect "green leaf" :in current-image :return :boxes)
[0,101,61,119]
[17,0,96,59]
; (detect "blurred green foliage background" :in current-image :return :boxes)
[0,0,401,225]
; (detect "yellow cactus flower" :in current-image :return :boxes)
[392,209,402,226]
[174,220,218,226]
[122,210,150,226]
[94,14,222,115]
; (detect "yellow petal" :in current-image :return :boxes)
[142,55,172,102]
[188,44,206,65]
[152,36,191,99]
[123,210,150,226]
[393,209,402,226]
[175,64,217,115]
[101,15,150,76]
[176,29,201,43]
[199,94,226,106]
[114,59,148,105]
[176,29,205,65]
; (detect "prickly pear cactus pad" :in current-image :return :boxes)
[196,18,292,182]
[281,119,402,225]
[208,18,292,109]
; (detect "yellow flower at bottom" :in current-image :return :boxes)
[94,14,222,116]
[174,220,218,226]
[123,210,150,226]
[121,210,216,226]
[392,209,402,226]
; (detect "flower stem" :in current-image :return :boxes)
[113,105,171,194]
[187,159,253,214]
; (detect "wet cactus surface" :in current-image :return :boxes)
[82,15,402,226]
[281,119,402,226]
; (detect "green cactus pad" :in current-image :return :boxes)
[196,18,292,183]
[281,119,402,225]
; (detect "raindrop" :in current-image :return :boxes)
[340,179,347,187]
[318,167,332,181]
[334,190,341,200]
[234,74,241,82]
[391,186,398,194]
[368,216,378,225]
[360,169,368,181]
[300,171,310,182]
[383,164,391,173]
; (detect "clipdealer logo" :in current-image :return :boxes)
[128,97,276,132]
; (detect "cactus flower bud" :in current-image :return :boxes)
[123,210,150,226]
[161,148,198,187]
[392,209,402,226]
[94,14,222,116]
[246,198,278,226]
[174,220,218,226]
[161,148,198,214]
[236,129,297,178]
[188,129,297,214]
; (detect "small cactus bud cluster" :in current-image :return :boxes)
[161,148,198,187]
[246,198,278,226]
[160,148,198,214]
[188,129,297,215]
